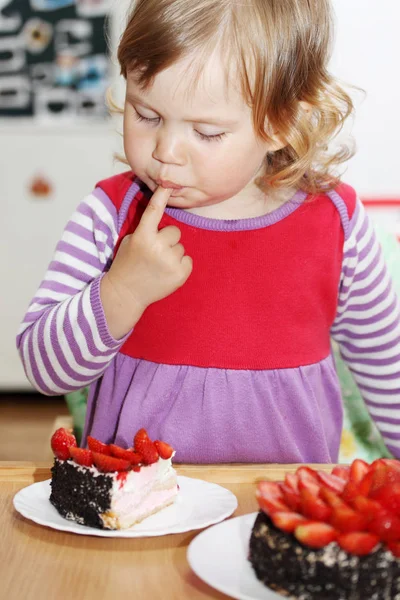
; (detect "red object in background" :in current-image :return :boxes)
[362,198,400,243]
[29,175,53,198]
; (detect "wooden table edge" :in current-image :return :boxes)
[0,461,335,484]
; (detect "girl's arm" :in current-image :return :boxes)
[331,199,400,458]
[16,188,128,395]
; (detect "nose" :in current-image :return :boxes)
[152,126,185,166]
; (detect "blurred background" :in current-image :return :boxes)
[0,0,399,461]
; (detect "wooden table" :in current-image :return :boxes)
[1,462,331,600]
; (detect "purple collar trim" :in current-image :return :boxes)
[164,190,308,231]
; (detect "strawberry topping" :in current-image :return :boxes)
[329,505,367,533]
[331,465,350,482]
[140,440,160,465]
[109,444,143,465]
[256,459,400,558]
[256,491,289,516]
[257,480,284,500]
[51,428,77,460]
[284,473,300,493]
[350,496,385,523]
[319,487,347,509]
[349,459,369,485]
[54,428,174,473]
[69,447,93,467]
[387,541,400,558]
[371,483,400,514]
[337,532,380,556]
[134,429,159,465]
[271,511,308,533]
[154,440,174,460]
[87,436,112,455]
[92,452,131,473]
[316,471,346,494]
[134,428,151,454]
[295,522,337,548]
[368,512,400,543]
[300,488,332,521]
[281,484,301,512]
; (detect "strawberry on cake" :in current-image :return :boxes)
[50,427,178,530]
[249,459,400,600]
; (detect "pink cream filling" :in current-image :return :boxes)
[112,486,177,525]
[102,458,178,528]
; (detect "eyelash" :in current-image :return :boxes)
[134,111,227,143]
[195,131,226,143]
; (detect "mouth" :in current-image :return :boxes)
[155,178,184,191]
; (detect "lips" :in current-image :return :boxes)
[156,179,183,190]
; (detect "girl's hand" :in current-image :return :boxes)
[100,186,193,339]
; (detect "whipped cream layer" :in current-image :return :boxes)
[104,455,178,529]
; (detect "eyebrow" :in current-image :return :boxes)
[126,93,239,127]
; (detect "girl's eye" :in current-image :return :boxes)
[195,131,226,143]
[133,107,226,142]
[135,109,159,124]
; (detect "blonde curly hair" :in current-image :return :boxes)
[114,0,354,194]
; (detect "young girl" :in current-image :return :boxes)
[17,0,400,464]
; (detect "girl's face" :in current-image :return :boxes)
[123,49,282,213]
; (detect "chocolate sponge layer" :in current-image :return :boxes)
[50,459,113,529]
[248,511,400,600]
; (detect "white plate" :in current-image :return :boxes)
[13,475,237,538]
[188,512,286,600]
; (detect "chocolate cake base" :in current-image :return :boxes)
[50,459,113,529]
[249,511,400,600]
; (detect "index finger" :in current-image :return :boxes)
[138,186,172,232]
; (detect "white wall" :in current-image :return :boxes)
[330,0,400,196]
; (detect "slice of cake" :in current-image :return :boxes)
[249,459,400,599]
[49,427,178,530]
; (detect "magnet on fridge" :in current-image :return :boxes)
[55,53,79,87]
[0,35,25,74]
[23,18,53,54]
[30,63,55,88]
[76,89,107,118]
[0,1,22,34]
[76,0,112,17]
[34,86,76,120]
[55,19,93,58]
[76,55,108,91]
[0,75,30,109]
